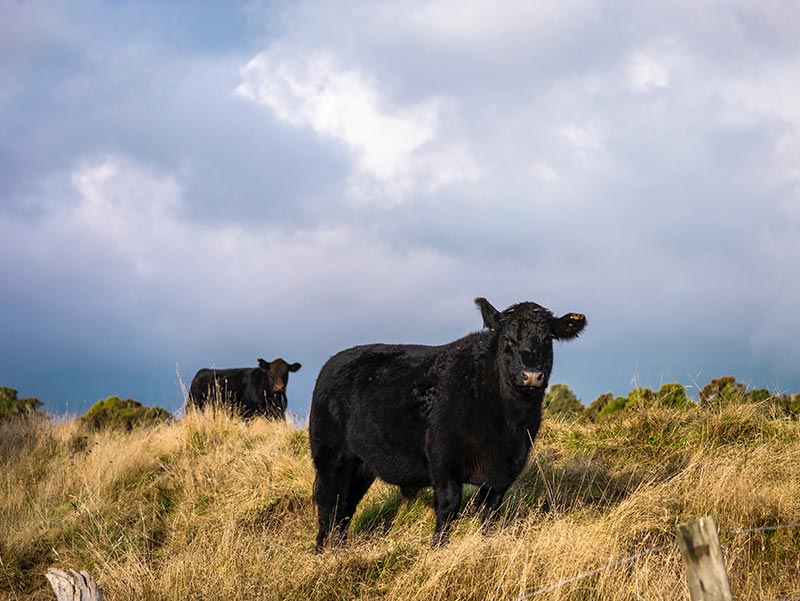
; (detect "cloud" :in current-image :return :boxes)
[4,0,800,414]
[627,51,671,93]
[558,123,609,170]
[235,49,478,204]
[2,155,487,353]
[401,0,598,51]
[2,152,608,411]
[1,153,489,409]
[63,159,181,275]
[531,162,559,184]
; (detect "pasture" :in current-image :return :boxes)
[2,396,799,600]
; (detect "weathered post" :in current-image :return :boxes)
[676,516,733,601]
[45,568,104,601]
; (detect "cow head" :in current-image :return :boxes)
[257,357,302,409]
[475,297,585,397]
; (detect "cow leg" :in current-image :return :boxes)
[313,452,376,551]
[313,476,343,552]
[432,480,462,546]
[476,485,507,523]
[339,461,375,539]
[313,448,353,552]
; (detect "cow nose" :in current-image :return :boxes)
[274,383,285,392]
[521,370,545,387]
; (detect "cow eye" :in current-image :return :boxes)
[503,336,516,352]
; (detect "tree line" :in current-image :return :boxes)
[544,376,800,421]
[4,375,799,428]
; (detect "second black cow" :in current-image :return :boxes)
[188,358,301,419]
[309,298,585,549]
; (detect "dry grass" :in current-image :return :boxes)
[1,401,799,600]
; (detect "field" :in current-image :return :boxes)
[2,399,799,600]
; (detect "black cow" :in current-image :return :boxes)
[309,298,585,549]
[188,358,301,419]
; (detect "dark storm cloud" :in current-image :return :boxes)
[2,0,799,416]
[0,1,344,224]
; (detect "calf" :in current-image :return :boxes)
[188,358,301,419]
[309,298,585,549]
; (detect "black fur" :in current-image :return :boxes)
[309,298,585,549]
[188,358,301,419]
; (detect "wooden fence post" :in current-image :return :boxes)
[676,516,733,601]
[45,568,104,601]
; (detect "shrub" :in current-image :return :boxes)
[699,376,746,406]
[0,387,43,420]
[747,390,800,419]
[699,378,799,418]
[79,396,170,431]
[654,383,694,410]
[544,384,583,417]
[584,392,628,421]
[627,387,655,407]
[790,394,800,418]
[584,383,693,421]
[584,392,611,421]
[747,388,771,403]
[627,384,693,409]
[600,395,628,418]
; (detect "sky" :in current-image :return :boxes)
[2,0,799,418]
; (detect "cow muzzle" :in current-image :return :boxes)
[518,369,545,388]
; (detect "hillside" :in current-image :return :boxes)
[2,401,799,600]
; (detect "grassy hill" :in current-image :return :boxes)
[1,399,799,600]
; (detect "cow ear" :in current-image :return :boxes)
[257,358,270,369]
[289,362,301,372]
[475,297,500,330]
[552,313,586,340]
